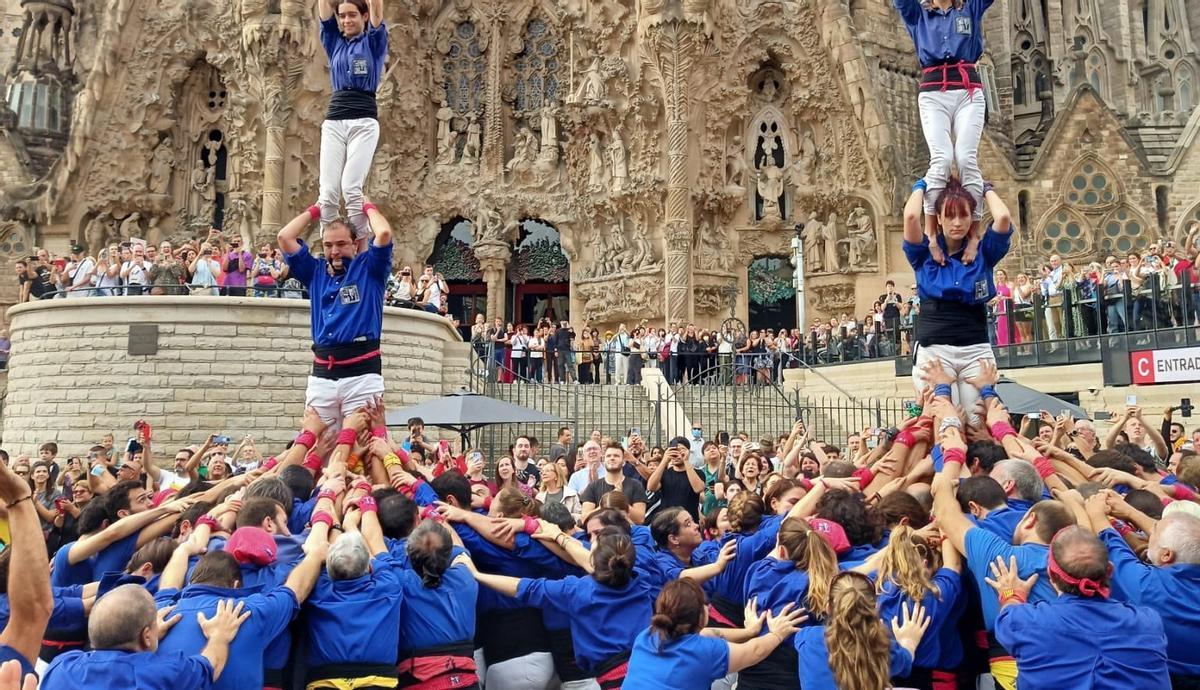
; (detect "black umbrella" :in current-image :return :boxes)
[385,388,563,447]
[995,377,1088,419]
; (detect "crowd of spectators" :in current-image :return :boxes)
[0,362,1197,689]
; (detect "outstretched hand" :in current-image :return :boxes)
[965,360,999,389]
[983,555,1038,599]
[890,601,931,653]
[921,358,956,388]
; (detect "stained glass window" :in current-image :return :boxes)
[1065,160,1116,208]
[1040,208,1089,256]
[443,21,486,115]
[514,18,560,114]
[1099,208,1146,255]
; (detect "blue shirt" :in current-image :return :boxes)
[397,564,477,656]
[624,630,730,690]
[794,626,913,690]
[905,226,1011,306]
[964,527,1055,630]
[42,649,214,690]
[996,595,1170,690]
[320,17,388,93]
[1100,528,1200,676]
[50,541,94,587]
[876,568,963,668]
[305,553,403,667]
[93,533,140,579]
[0,586,85,633]
[708,515,784,605]
[516,573,655,674]
[155,583,299,690]
[0,645,33,680]
[283,239,392,347]
[892,0,994,66]
[838,542,881,571]
[743,558,813,645]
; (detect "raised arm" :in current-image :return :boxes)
[0,463,53,666]
[277,208,315,255]
[67,503,176,565]
[903,188,925,245]
[368,204,393,248]
[318,0,335,22]
[984,187,1012,234]
[367,0,383,27]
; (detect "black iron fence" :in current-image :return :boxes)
[465,350,912,461]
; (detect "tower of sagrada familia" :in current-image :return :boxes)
[0,0,1195,333]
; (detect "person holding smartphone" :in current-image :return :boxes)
[647,438,705,522]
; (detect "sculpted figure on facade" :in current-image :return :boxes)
[118,212,143,240]
[474,199,505,245]
[539,102,560,163]
[725,136,749,191]
[461,113,482,167]
[695,217,730,271]
[803,211,824,274]
[608,129,628,192]
[756,157,785,223]
[628,222,658,272]
[847,205,877,268]
[148,137,174,196]
[822,212,842,273]
[506,124,539,181]
[588,133,606,191]
[435,93,457,166]
[573,57,606,105]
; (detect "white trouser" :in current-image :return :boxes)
[478,650,556,690]
[918,88,986,219]
[305,373,384,427]
[560,679,600,690]
[912,342,994,426]
[319,117,380,240]
[615,352,628,381]
[710,672,737,690]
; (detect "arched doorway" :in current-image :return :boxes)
[509,219,569,326]
[748,255,796,333]
[428,217,484,339]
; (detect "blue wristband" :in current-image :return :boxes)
[933,383,952,399]
[931,444,945,473]
[980,385,998,400]
[912,179,928,192]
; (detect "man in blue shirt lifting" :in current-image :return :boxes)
[279,201,394,427]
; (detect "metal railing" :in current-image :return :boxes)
[465,348,913,460]
[29,284,310,299]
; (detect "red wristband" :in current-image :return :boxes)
[1111,518,1134,537]
[307,204,321,221]
[353,480,373,494]
[943,447,967,466]
[852,467,875,487]
[336,428,359,447]
[1032,456,1056,480]
[989,421,1017,442]
[798,477,814,491]
[262,456,278,471]
[317,488,337,502]
[370,426,388,440]
[362,202,379,215]
[358,496,378,514]
[420,505,443,523]
[1171,483,1197,501]
[894,429,917,449]
[311,511,334,528]
[303,452,323,473]
[294,430,317,449]
[196,514,220,531]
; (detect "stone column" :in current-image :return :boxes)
[643,21,705,325]
[475,241,511,321]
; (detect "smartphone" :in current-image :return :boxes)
[1094,411,1112,421]
[1126,394,1137,406]
[402,439,412,453]
[470,451,483,463]
[213,435,232,445]
[630,427,641,437]
[1023,417,1041,440]
[717,431,730,446]
[90,464,107,477]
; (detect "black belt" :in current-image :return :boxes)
[710,593,746,628]
[475,607,550,665]
[915,298,989,347]
[307,662,396,682]
[919,62,983,92]
[547,629,589,682]
[311,339,383,379]
[736,640,800,690]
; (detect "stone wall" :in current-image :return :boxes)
[1,297,470,457]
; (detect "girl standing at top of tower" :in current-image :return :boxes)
[892,0,994,264]
[317,0,387,248]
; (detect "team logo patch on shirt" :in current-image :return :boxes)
[955,16,973,35]
[352,58,369,76]
[339,284,361,305]
[974,279,988,301]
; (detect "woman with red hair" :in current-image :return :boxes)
[903,177,1012,424]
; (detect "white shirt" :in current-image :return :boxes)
[511,334,529,358]
[426,278,443,305]
[122,260,152,285]
[69,258,95,291]
[528,336,544,358]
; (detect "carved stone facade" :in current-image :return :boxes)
[0,0,1196,331]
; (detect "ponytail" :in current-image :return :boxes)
[825,572,891,690]
[591,527,636,589]
[777,517,838,613]
[875,524,938,602]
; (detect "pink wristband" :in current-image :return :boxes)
[1032,456,1056,480]
[943,447,967,466]
[311,511,334,528]
[1111,518,1134,537]
[420,505,443,523]
[317,488,337,502]
[362,202,379,215]
[989,421,1017,441]
[522,515,540,535]
[1171,483,1197,501]
[262,456,278,471]
[303,452,323,473]
[336,428,359,447]
[894,429,917,449]
[798,478,814,491]
[307,204,321,221]
[358,496,378,514]
[195,514,219,531]
[294,430,317,449]
[353,480,373,494]
[852,467,875,487]
[370,426,388,440]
